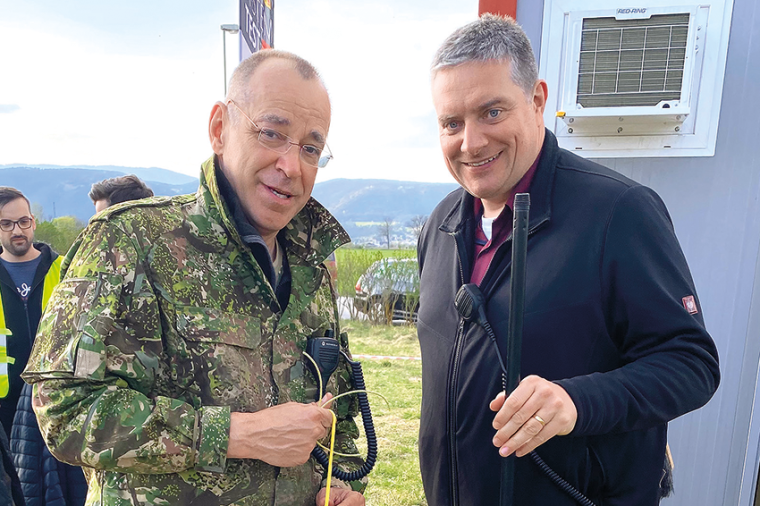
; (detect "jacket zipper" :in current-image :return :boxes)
[448,319,465,506]
[0,260,51,369]
[447,237,468,506]
[1,277,37,343]
[24,301,32,341]
[25,269,48,342]
[443,217,547,505]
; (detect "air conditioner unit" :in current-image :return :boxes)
[540,0,734,157]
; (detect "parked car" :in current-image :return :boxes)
[354,258,419,322]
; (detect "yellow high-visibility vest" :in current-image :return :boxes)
[0,256,62,398]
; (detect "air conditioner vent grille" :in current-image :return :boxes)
[577,13,689,107]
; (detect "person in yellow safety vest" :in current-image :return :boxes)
[1,187,87,506]
[0,188,62,438]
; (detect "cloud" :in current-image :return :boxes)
[276,1,473,183]
[0,1,471,183]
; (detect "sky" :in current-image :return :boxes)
[0,0,476,184]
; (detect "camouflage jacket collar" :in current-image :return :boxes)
[198,156,350,267]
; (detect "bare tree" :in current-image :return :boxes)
[378,217,393,249]
[408,215,428,240]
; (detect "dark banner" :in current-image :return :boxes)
[240,0,274,53]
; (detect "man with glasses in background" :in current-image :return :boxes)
[0,187,87,506]
[0,187,61,436]
[24,50,365,506]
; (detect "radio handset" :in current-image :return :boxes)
[305,329,341,394]
[305,329,378,482]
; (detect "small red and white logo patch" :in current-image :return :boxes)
[682,295,698,314]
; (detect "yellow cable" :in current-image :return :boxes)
[303,351,391,411]
[324,389,391,409]
[316,389,391,457]
[303,352,391,490]
[303,352,324,398]
[303,353,337,504]
[324,410,337,506]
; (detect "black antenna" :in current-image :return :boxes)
[500,193,530,506]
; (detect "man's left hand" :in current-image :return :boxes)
[315,487,364,506]
[490,375,577,457]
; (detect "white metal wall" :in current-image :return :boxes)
[520,0,760,504]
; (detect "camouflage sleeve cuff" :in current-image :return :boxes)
[195,405,231,473]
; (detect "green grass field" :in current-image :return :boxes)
[342,320,426,506]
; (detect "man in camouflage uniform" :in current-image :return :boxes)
[22,50,366,506]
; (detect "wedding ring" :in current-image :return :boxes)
[534,415,546,426]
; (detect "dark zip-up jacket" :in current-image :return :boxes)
[11,383,87,506]
[0,421,24,506]
[416,130,720,506]
[0,244,58,435]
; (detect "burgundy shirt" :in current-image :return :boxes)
[471,154,541,286]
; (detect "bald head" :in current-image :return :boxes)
[227,49,325,104]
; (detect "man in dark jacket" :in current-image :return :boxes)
[0,187,86,506]
[12,384,87,506]
[417,14,720,506]
[0,187,62,435]
[0,424,25,506]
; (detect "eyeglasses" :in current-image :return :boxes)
[226,100,333,168]
[0,217,33,232]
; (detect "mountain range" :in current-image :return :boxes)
[310,178,458,245]
[0,165,459,245]
[0,164,197,185]
[0,167,199,226]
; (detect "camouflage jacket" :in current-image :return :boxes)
[22,157,364,506]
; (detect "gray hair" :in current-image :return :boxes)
[432,14,538,98]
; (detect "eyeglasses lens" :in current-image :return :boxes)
[0,218,33,232]
[256,129,327,168]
